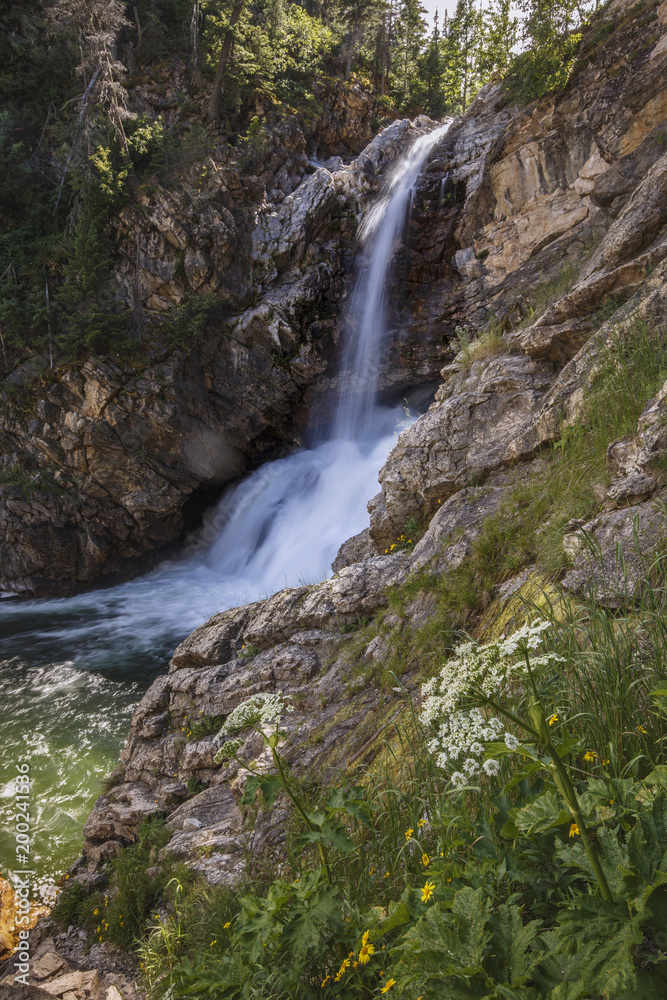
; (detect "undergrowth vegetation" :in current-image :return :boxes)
[54,574,667,997]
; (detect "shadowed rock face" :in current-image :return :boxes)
[0,115,450,596]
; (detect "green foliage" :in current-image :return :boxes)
[165,294,218,347]
[506,0,595,102]
[52,816,173,950]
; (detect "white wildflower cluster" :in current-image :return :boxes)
[420,622,563,787]
[218,691,294,738]
[427,708,509,787]
[421,621,558,724]
[214,738,243,764]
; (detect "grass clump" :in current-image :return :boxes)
[52,816,173,951]
[517,259,579,328]
[452,317,506,372]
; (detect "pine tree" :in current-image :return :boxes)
[392,0,427,108]
[419,11,446,117]
[513,0,594,99]
[49,1,132,158]
[445,0,482,112]
[338,0,389,81]
[478,0,518,79]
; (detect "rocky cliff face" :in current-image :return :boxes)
[0,107,447,596]
[369,0,667,549]
[70,0,667,898]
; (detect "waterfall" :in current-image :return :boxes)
[0,120,451,885]
[203,120,451,590]
[333,121,451,441]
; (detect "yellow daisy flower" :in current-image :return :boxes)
[359,930,375,964]
[421,881,435,903]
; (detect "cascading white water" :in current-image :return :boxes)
[0,121,451,885]
[333,122,451,441]
[202,120,452,588]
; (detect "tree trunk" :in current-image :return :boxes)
[191,0,202,85]
[345,4,359,81]
[207,0,245,123]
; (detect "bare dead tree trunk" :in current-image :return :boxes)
[133,228,144,339]
[0,324,8,373]
[206,0,245,123]
[45,278,53,370]
[345,4,359,81]
[53,66,101,214]
[191,0,203,84]
[133,5,143,45]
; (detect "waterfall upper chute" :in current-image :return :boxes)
[332,120,452,442]
[203,119,453,588]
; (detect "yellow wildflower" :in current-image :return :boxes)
[359,930,375,964]
[583,750,597,762]
[421,881,435,903]
[417,818,426,828]
[569,823,580,838]
[348,950,354,958]
[381,979,396,993]
[638,725,648,735]
[93,909,99,915]
[421,853,430,867]
[337,959,351,978]
[405,828,413,840]
[224,922,231,929]
[383,870,390,878]
[321,975,330,989]
[210,940,217,946]
[547,714,558,727]
[353,961,358,969]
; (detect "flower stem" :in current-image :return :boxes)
[544,738,613,902]
[270,746,333,886]
[522,654,613,902]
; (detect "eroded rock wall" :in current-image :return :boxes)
[0,114,448,595]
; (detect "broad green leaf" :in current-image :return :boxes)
[325,785,373,826]
[514,792,571,836]
[486,904,544,985]
[379,900,412,935]
[280,884,341,958]
[297,818,354,854]
[557,895,645,995]
[391,897,491,994]
[241,774,282,809]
